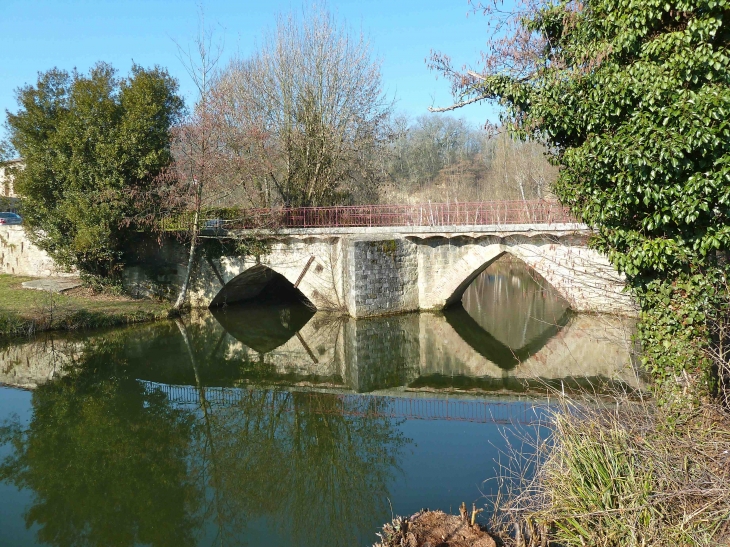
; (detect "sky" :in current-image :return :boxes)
[0,0,501,142]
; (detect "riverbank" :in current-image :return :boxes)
[371,397,730,547]
[0,274,171,337]
[486,396,730,547]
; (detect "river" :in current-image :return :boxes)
[0,256,640,547]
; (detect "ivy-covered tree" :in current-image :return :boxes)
[6,63,184,283]
[432,0,730,400]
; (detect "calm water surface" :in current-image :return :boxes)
[0,257,639,547]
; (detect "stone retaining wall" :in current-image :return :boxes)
[0,226,76,277]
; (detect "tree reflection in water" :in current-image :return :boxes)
[0,325,409,547]
[0,335,200,547]
[188,388,407,546]
[178,319,409,547]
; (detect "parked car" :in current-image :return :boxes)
[0,212,22,225]
[203,218,226,231]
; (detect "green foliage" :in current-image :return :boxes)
[377,239,399,261]
[637,274,717,400]
[464,0,730,396]
[198,236,272,261]
[0,140,14,163]
[6,63,184,282]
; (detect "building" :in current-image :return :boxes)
[0,158,23,198]
[0,159,22,212]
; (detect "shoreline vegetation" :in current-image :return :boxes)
[375,395,730,547]
[486,396,730,547]
[0,274,171,338]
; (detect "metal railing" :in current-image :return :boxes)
[162,200,577,232]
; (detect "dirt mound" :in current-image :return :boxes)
[375,509,496,547]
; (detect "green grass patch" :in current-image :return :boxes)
[0,274,171,337]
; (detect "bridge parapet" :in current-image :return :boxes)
[222,222,589,238]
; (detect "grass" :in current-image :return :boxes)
[490,395,730,547]
[0,274,172,337]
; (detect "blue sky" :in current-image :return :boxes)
[0,0,500,138]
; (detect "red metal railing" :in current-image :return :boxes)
[199,200,576,231]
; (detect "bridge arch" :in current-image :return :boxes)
[430,238,583,311]
[443,249,509,308]
[210,264,315,308]
[421,234,632,314]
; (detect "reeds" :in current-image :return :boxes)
[490,396,730,547]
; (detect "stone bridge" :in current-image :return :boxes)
[0,201,636,317]
[126,203,635,317]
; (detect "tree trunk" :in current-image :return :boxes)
[173,208,200,311]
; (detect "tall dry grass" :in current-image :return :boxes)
[490,396,730,547]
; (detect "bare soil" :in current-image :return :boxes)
[375,510,496,547]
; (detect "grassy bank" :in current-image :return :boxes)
[0,274,171,337]
[489,396,730,547]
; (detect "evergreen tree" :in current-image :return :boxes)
[6,63,184,283]
[432,0,730,399]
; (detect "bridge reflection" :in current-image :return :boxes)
[0,257,641,396]
[178,257,641,394]
[0,306,641,396]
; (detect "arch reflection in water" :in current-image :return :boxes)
[456,254,571,369]
[460,254,571,353]
[442,254,574,372]
[0,303,641,397]
[211,302,314,354]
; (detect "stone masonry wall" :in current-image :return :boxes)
[345,238,419,317]
[0,226,76,277]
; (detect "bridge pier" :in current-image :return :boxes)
[123,226,636,317]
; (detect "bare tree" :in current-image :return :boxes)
[381,115,557,204]
[168,18,226,311]
[129,15,228,311]
[214,4,394,208]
